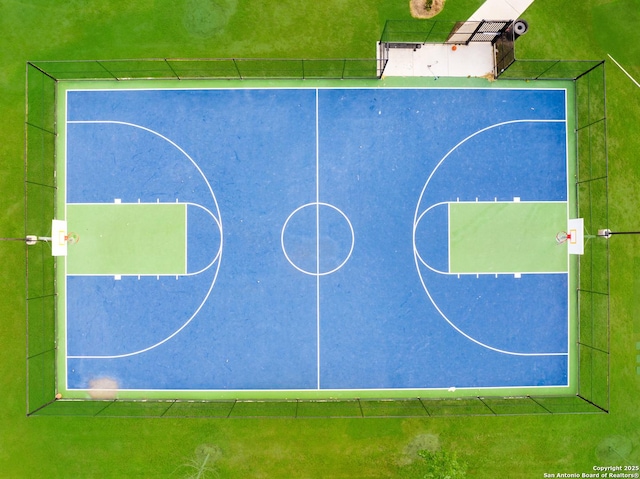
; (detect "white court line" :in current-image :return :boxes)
[447,202,451,272]
[65,91,570,382]
[564,87,572,377]
[316,88,321,390]
[413,119,567,236]
[281,202,354,276]
[414,265,569,357]
[64,91,70,391]
[414,200,569,276]
[65,86,568,93]
[64,201,222,277]
[608,54,640,88]
[412,118,570,357]
[185,202,188,275]
[67,382,571,393]
[65,120,223,360]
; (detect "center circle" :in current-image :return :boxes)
[281,202,355,276]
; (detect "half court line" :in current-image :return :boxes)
[315,88,321,390]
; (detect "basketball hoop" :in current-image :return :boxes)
[66,232,80,245]
[556,231,572,244]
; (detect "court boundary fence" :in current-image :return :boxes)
[25,56,609,417]
[26,57,386,82]
[495,34,610,414]
[29,395,606,418]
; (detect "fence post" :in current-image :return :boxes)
[232,59,242,80]
[164,59,180,80]
[96,61,119,80]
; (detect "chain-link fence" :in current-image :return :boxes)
[27,58,385,81]
[25,57,609,417]
[30,395,606,418]
[574,63,609,412]
[25,62,58,415]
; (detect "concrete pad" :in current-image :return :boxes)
[380,0,536,78]
[382,43,494,78]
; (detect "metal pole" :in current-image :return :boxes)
[1,236,50,244]
[597,229,640,239]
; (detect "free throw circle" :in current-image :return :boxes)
[281,202,354,276]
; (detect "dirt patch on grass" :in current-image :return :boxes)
[397,433,440,466]
[183,0,237,38]
[595,436,634,463]
[410,0,445,19]
[195,444,223,462]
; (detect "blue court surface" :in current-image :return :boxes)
[62,85,572,397]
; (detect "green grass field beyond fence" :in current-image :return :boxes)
[3,0,640,477]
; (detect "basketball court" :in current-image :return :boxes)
[54,82,581,399]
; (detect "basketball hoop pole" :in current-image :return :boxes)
[0,236,52,245]
[597,229,640,239]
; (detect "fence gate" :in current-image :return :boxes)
[447,20,512,45]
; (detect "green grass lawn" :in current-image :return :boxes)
[2,0,639,477]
